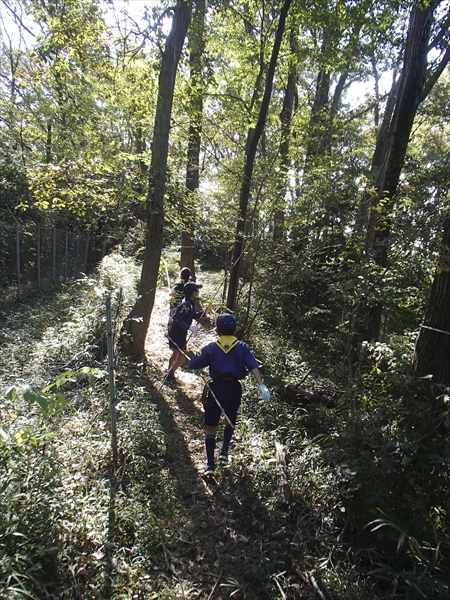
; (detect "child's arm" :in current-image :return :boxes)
[194,305,206,321]
[189,348,209,370]
[250,367,263,385]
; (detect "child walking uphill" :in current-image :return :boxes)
[167,282,204,381]
[169,267,203,319]
[188,313,270,476]
[169,267,191,318]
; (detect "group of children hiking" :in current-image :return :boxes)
[166,267,270,476]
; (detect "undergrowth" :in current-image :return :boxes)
[248,327,450,599]
[1,252,449,599]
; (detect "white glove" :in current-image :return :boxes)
[189,325,199,332]
[259,383,270,401]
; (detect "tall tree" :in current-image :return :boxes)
[273,28,298,243]
[180,0,206,278]
[0,0,31,184]
[11,0,134,221]
[226,0,292,312]
[358,0,450,341]
[412,204,450,385]
[302,0,376,168]
[120,0,192,358]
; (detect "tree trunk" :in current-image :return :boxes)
[359,0,447,341]
[135,125,148,196]
[303,15,359,168]
[180,230,195,278]
[304,64,330,164]
[226,0,292,312]
[273,30,298,243]
[119,0,192,358]
[180,0,206,279]
[46,122,52,164]
[412,209,450,385]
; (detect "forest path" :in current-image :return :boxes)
[145,284,215,476]
[141,286,263,599]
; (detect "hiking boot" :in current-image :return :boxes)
[219,452,228,463]
[203,464,215,476]
[165,370,175,382]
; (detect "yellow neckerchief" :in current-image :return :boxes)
[216,335,239,354]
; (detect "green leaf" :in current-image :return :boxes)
[397,531,406,552]
[4,386,18,401]
[21,384,66,417]
[22,385,50,414]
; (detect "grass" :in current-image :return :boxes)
[1,252,449,599]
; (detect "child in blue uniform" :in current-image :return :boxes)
[169,267,203,321]
[189,313,270,475]
[167,282,204,380]
[170,267,191,317]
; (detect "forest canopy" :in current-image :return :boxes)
[0,0,449,368]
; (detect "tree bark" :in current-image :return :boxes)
[359,0,448,341]
[226,0,292,312]
[273,30,298,243]
[412,208,450,385]
[120,0,192,358]
[304,63,331,164]
[181,0,206,279]
[303,14,361,169]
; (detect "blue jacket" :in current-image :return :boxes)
[189,336,259,380]
[170,280,185,314]
[171,297,203,331]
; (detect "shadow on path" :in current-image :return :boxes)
[135,365,296,600]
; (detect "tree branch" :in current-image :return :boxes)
[420,46,450,102]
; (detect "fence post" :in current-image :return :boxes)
[7,207,21,299]
[52,223,57,282]
[65,226,69,278]
[37,222,41,286]
[76,225,80,275]
[104,294,118,599]
[83,231,90,274]
[105,295,118,469]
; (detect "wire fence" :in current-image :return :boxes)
[2,210,114,296]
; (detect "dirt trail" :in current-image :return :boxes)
[142,287,256,598]
[145,285,215,476]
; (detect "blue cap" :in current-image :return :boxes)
[183,282,199,297]
[216,313,237,334]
